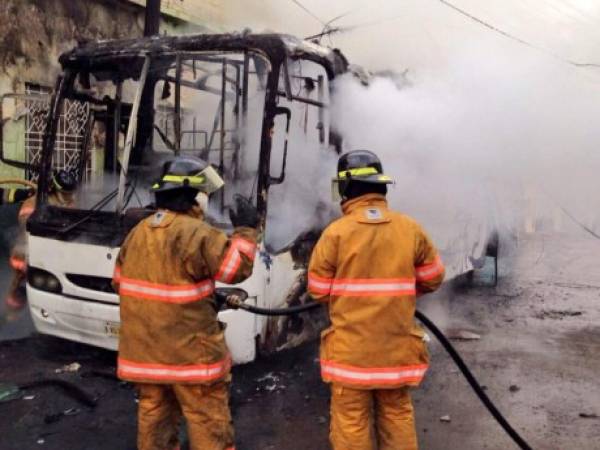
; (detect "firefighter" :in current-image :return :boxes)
[7,169,77,309]
[308,150,445,450]
[0,186,35,205]
[113,156,259,450]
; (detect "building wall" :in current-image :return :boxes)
[128,0,225,29]
[0,0,140,180]
[0,0,268,182]
[0,0,202,181]
[0,0,151,95]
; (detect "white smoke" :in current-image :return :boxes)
[331,36,600,247]
[218,2,600,271]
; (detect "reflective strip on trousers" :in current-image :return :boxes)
[215,238,256,283]
[118,277,214,303]
[321,360,428,385]
[118,357,230,382]
[416,255,444,282]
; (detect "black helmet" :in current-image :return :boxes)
[151,156,224,194]
[52,169,77,192]
[333,150,393,199]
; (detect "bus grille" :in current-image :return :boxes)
[66,274,116,293]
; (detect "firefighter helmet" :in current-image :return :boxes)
[151,156,224,194]
[52,169,77,192]
[332,150,393,200]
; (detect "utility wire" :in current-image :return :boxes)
[437,0,532,47]
[558,204,600,240]
[290,0,326,26]
[324,7,363,27]
[537,186,600,241]
[305,12,407,41]
[434,0,600,68]
[294,0,600,70]
[296,3,363,43]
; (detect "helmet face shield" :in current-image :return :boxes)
[331,179,342,202]
[195,165,225,194]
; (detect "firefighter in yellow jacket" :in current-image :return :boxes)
[1,184,35,307]
[113,156,259,450]
[0,186,34,206]
[6,170,76,310]
[308,150,445,450]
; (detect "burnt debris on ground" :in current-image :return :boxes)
[1,233,600,449]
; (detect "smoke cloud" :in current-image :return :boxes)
[330,35,600,259]
[221,1,600,275]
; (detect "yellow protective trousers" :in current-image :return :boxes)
[330,384,418,450]
[136,382,235,450]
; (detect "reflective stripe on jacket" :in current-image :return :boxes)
[308,194,445,389]
[114,209,257,384]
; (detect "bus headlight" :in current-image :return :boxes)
[28,267,63,294]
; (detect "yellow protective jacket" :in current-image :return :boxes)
[114,208,257,385]
[308,194,445,389]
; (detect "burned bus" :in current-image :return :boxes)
[0,33,348,362]
[1,33,496,363]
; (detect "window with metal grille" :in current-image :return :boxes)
[25,83,92,182]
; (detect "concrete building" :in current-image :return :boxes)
[0,0,229,181]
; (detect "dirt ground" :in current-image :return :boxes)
[1,231,599,449]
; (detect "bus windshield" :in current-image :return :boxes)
[38,51,270,228]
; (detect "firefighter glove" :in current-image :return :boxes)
[229,195,259,228]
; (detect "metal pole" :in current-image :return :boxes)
[317,75,325,143]
[219,59,227,213]
[144,0,161,36]
[174,54,182,155]
[113,81,122,174]
[242,53,250,116]
[116,55,151,213]
[193,116,197,150]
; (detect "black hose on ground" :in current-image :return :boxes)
[233,299,532,450]
[414,310,532,450]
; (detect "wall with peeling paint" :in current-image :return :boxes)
[0,0,147,95]
[0,0,204,178]
[128,0,225,29]
[0,0,194,246]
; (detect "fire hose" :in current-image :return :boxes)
[0,178,37,190]
[224,294,532,450]
[0,179,37,204]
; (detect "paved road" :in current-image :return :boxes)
[0,232,599,449]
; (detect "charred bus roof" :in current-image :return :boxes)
[59,32,349,80]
